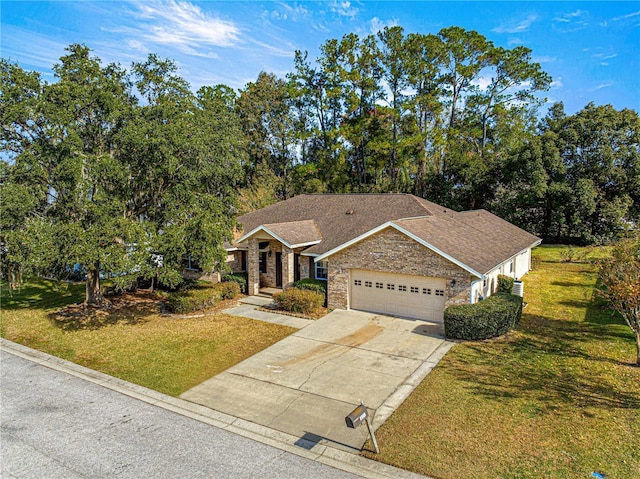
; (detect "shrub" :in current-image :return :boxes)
[444,293,523,340]
[167,284,221,313]
[291,278,327,295]
[217,281,241,300]
[222,273,247,294]
[273,288,324,314]
[497,275,515,294]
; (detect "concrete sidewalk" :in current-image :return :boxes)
[223,296,315,329]
[181,309,454,451]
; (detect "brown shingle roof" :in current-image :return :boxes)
[235,194,540,275]
[237,194,433,255]
[260,220,322,247]
[396,209,541,275]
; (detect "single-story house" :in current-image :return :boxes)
[226,194,541,322]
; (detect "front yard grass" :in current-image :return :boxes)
[364,245,639,479]
[0,280,296,396]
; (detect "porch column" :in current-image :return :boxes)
[247,238,260,296]
[281,245,295,289]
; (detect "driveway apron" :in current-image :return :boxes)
[180,308,452,451]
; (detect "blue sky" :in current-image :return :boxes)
[2,1,639,114]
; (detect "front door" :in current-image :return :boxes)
[275,252,283,287]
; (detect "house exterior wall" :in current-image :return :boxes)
[471,248,532,302]
[299,255,311,280]
[260,240,282,288]
[325,227,472,311]
[515,249,531,279]
[247,238,260,295]
[226,251,247,273]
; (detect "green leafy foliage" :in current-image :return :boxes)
[217,281,241,300]
[497,275,515,293]
[273,288,325,314]
[167,284,222,314]
[444,293,523,340]
[291,278,327,295]
[222,273,248,294]
[596,235,640,364]
[1,47,244,304]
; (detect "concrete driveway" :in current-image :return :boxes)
[181,309,453,451]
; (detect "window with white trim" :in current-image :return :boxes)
[315,260,328,280]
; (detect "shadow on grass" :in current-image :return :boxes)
[47,293,160,331]
[446,305,638,412]
[1,280,85,311]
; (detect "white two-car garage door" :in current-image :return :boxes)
[350,269,447,321]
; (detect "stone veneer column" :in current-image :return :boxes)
[247,238,260,296]
[281,245,295,289]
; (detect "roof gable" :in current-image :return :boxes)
[237,194,432,255]
[235,194,541,274]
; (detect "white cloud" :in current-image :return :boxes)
[553,9,589,32]
[588,81,614,92]
[471,75,493,91]
[592,52,618,60]
[612,10,640,22]
[330,0,359,18]
[493,14,538,34]
[370,17,398,34]
[129,1,240,50]
[277,2,309,19]
[550,78,564,89]
[532,56,558,64]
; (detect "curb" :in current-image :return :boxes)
[0,338,430,479]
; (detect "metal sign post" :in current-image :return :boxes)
[345,401,379,454]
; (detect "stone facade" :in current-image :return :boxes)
[226,251,247,273]
[260,240,282,288]
[300,256,311,280]
[326,227,471,310]
[247,238,260,295]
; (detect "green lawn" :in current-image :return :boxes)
[364,246,639,479]
[0,280,296,396]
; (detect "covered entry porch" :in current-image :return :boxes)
[236,220,323,296]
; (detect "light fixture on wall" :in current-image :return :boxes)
[268,250,272,257]
[451,279,456,287]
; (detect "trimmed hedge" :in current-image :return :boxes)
[444,293,523,340]
[291,278,327,295]
[168,284,221,313]
[273,288,324,314]
[497,274,515,294]
[222,273,247,294]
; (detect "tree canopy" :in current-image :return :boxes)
[1,45,244,304]
[2,27,639,303]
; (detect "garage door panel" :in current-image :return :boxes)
[350,269,446,321]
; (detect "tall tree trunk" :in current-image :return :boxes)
[636,332,640,366]
[85,263,104,306]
